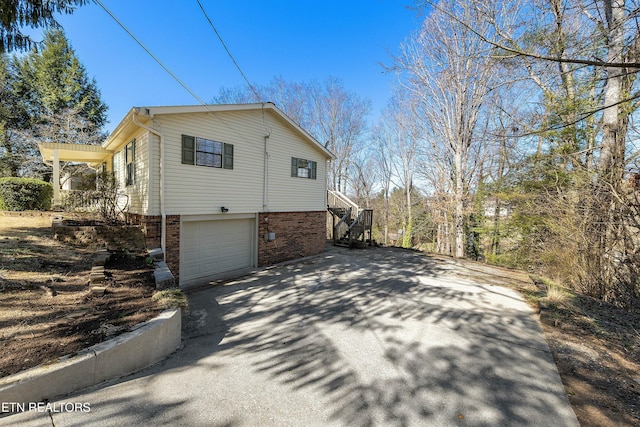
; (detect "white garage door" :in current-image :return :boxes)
[181,218,254,286]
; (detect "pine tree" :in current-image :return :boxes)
[0,0,87,53]
[1,29,107,178]
[15,28,107,130]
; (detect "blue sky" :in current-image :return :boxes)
[45,1,423,132]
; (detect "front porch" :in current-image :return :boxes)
[38,142,112,205]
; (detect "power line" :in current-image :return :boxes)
[195,0,262,101]
[93,0,208,106]
[92,0,254,142]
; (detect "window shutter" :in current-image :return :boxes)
[223,143,234,169]
[310,161,317,179]
[182,135,195,165]
[291,157,298,177]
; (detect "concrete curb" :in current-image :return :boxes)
[0,308,181,407]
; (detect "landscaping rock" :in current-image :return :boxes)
[90,286,107,295]
[153,261,175,290]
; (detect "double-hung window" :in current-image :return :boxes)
[182,134,233,169]
[291,157,317,179]
[125,139,136,186]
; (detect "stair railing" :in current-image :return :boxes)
[333,208,352,246]
[328,190,359,221]
[348,209,373,241]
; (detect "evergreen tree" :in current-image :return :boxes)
[0,29,107,178]
[0,0,87,53]
[0,53,29,176]
[14,28,107,130]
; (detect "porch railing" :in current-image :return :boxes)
[59,190,101,212]
[58,190,129,222]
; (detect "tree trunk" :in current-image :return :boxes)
[454,150,465,258]
[584,0,628,301]
[403,179,413,248]
[598,0,625,183]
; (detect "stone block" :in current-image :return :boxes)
[148,247,164,262]
[154,261,175,290]
[90,286,106,295]
[89,273,104,285]
[93,254,110,266]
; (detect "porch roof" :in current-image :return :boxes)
[38,142,112,163]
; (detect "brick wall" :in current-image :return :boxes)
[128,211,325,283]
[258,211,326,266]
[165,215,181,282]
[127,213,181,282]
[127,213,161,249]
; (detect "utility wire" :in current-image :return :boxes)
[92,0,256,142]
[195,0,262,101]
[93,0,208,106]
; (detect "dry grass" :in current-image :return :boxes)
[0,213,162,377]
[545,284,569,305]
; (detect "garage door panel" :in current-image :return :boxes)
[181,219,253,285]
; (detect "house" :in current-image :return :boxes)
[38,103,335,288]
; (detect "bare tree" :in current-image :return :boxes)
[15,107,105,179]
[397,1,499,257]
[214,76,371,195]
[308,77,371,193]
[371,115,396,245]
[350,146,378,209]
[453,0,640,304]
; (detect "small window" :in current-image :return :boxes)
[291,157,317,179]
[125,139,136,186]
[182,134,233,169]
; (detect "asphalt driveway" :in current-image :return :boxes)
[1,246,578,426]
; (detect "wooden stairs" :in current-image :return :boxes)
[327,190,373,248]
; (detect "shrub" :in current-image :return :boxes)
[0,177,53,211]
[152,289,188,311]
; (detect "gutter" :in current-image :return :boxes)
[132,109,166,262]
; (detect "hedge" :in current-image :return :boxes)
[0,177,53,211]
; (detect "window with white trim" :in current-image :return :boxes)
[291,157,317,179]
[182,134,233,169]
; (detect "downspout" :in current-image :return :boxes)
[132,110,166,261]
[263,135,269,212]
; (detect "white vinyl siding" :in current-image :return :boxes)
[108,130,151,215]
[112,150,124,188]
[266,113,327,212]
[154,109,327,215]
[148,133,161,215]
[104,107,328,217]
[160,112,262,215]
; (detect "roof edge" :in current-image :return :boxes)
[127,103,335,160]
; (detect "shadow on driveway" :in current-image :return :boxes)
[1,246,577,426]
[180,246,577,426]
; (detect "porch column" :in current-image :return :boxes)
[52,148,60,205]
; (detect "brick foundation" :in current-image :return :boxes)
[125,211,327,284]
[127,213,162,249]
[165,215,180,283]
[258,211,327,266]
[127,213,181,282]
